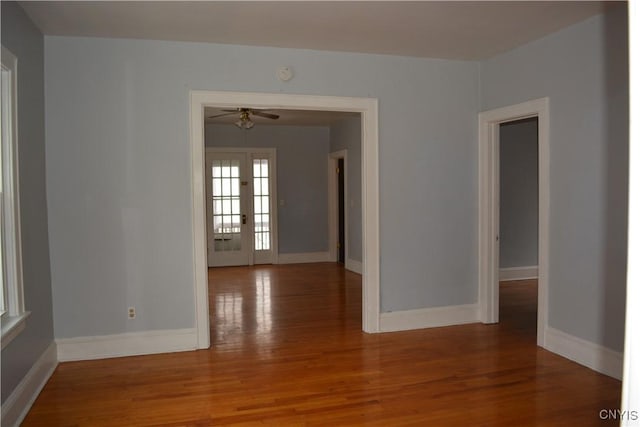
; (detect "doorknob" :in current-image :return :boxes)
[242,214,247,224]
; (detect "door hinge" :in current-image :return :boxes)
[336,167,340,174]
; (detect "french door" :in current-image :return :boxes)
[205,149,276,267]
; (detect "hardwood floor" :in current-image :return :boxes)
[23,265,620,426]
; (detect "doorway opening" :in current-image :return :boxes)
[328,149,349,267]
[338,158,345,264]
[498,117,539,338]
[190,91,380,349]
[478,97,550,347]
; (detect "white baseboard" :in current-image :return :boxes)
[380,304,479,332]
[544,327,623,380]
[345,259,362,274]
[499,265,538,281]
[1,341,58,427]
[56,328,198,362]
[277,252,330,264]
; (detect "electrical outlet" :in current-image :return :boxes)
[128,307,136,319]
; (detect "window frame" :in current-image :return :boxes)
[1,45,28,349]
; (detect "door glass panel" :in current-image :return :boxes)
[211,159,242,252]
[253,158,270,251]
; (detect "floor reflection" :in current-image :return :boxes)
[212,266,276,347]
[254,269,273,334]
[214,291,243,343]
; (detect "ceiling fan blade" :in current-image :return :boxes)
[207,112,239,119]
[221,109,242,112]
[251,111,279,120]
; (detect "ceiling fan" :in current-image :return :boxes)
[208,108,279,129]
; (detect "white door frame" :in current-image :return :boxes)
[622,0,639,411]
[478,97,550,347]
[328,149,348,263]
[190,91,380,348]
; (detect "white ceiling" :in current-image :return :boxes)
[20,1,607,61]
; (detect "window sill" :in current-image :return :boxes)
[1,311,30,350]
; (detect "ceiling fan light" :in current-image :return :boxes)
[234,117,254,130]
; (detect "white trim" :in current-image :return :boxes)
[190,91,380,340]
[622,0,640,419]
[277,252,330,264]
[478,97,550,348]
[545,327,623,380]
[1,311,30,350]
[1,45,26,335]
[1,341,58,427]
[328,150,348,263]
[56,328,197,362]
[345,259,362,275]
[380,304,479,332]
[499,266,538,281]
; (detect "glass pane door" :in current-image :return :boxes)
[212,159,242,252]
[205,150,275,267]
[206,152,250,267]
[253,158,270,251]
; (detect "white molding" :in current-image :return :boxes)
[205,147,271,153]
[380,304,479,332]
[499,265,538,281]
[277,252,330,264]
[622,0,640,418]
[1,45,26,324]
[56,328,197,362]
[345,259,362,275]
[1,341,58,427]
[190,92,210,349]
[190,91,380,340]
[545,327,623,380]
[478,97,550,348]
[1,311,30,350]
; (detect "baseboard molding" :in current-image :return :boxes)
[345,259,362,274]
[499,265,538,281]
[57,328,198,362]
[1,341,58,427]
[380,304,479,332]
[544,327,623,380]
[277,252,330,264]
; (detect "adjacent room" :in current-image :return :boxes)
[1,1,637,425]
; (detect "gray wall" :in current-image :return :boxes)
[1,2,54,404]
[45,35,479,338]
[329,117,362,263]
[480,4,628,351]
[499,118,538,268]
[205,124,330,254]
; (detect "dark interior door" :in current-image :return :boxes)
[338,159,345,264]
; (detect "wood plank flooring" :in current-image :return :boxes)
[23,264,621,426]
